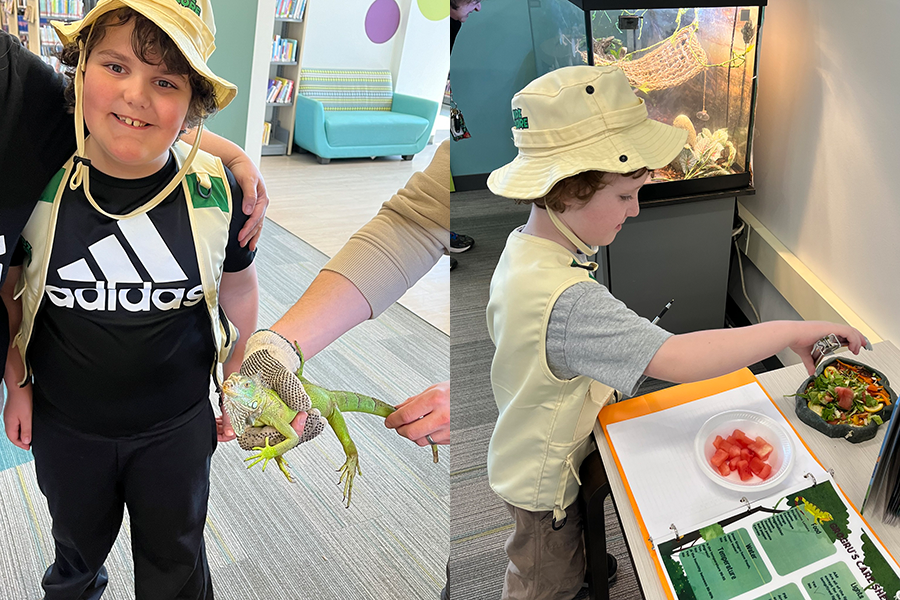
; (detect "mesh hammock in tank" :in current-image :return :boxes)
[581,25,708,92]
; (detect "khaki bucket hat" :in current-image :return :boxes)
[52,0,237,110]
[488,66,687,200]
[53,0,238,221]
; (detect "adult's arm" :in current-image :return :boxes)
[182,128,269,251]
[271,139,451,356]
[263,141,451,445]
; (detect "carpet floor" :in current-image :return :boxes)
[0,219,449,600]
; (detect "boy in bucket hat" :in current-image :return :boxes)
[484,65,868,600]
[0,1,310,598]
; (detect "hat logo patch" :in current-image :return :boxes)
[512,108,529,130]
[174,0,201,17]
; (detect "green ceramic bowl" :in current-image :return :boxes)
[793,356,896,444]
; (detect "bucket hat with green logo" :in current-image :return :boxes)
[488,65,687,200]
[51,0,238,220]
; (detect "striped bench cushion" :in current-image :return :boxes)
[298,68,393,112]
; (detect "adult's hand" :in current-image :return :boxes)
[186,127,269,251]
[384,381,449,446]
[229,156,269,251]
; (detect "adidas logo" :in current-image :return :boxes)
[46,214,203,313]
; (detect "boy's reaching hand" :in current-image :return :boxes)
[3,384,32,451]
[790,322,870,376]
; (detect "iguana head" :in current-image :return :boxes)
[221,372,267,436]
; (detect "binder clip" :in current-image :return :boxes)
[804,472,817,487]
[669,523,681,540]
[740,497,751,512]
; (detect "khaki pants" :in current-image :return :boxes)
[501,501,585,600]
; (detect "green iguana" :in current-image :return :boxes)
[221,349,439,507]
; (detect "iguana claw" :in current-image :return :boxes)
[245,437,293,482]
[337,455,361,508]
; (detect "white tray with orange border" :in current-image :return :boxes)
[599,369,900,600]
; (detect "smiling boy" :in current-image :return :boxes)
[1,1,266,598]
[484,65,869,600]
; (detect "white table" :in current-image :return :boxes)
[593,340,900,600]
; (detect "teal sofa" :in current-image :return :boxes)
[293,68,438,164]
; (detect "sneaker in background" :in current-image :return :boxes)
[450,231,475,253]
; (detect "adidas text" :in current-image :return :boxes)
[45,282,204,312]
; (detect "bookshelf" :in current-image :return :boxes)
[12,0,81,70]
[0,0,19,38]
[261,0,309,156]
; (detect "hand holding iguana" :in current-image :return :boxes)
[221,329,438,506]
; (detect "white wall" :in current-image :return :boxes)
[303,0,400,74]
[741,0,900,353]
[393,0,450,106]
[302,0,446,107]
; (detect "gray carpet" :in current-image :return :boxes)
[449,190,646,600]
[0,219,449,599]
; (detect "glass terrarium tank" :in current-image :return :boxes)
[528,1,765,201]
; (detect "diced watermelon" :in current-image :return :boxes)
[710,448,729,468]
[752,436,774,460]
[733,429,753,446]
[712,428,778,483]
[749,456,766,476]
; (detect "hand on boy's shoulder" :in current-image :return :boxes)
[222,158,269,252]
[222,166,257,271]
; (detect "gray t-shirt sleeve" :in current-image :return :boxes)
[546,281,673,396]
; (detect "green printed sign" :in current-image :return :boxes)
[754,506,837,575]
[802,563,866,600]
[680,529,772,600]
[752,583,806,600]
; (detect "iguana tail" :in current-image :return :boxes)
[327,390,396,418]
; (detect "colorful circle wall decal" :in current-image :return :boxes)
[365,0,401,44]
[417,0,449,21]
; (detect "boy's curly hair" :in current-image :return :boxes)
[516,168,649,213]
[57,7,218,130]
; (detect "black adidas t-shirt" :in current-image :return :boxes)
[20,154,254,436]
[0,31,75,372]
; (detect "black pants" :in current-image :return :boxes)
[31,402,217,600]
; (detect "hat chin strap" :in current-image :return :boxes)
[547,208,599,256]
[68,37,203,221]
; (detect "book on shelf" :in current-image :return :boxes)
[38,0,82,19]
[275,0,306,21]
[271,34,297,62]
[862,403,900,525]
[261,121,272,146]
[266,78,294,104]
[599,370,900,600]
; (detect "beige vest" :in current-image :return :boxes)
[486,229,615,522]
[14,141,237,386]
